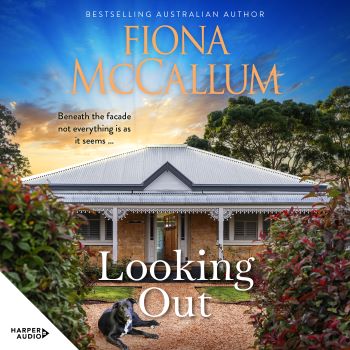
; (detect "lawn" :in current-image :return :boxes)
[84,286,136,302]
[197,286,251,303]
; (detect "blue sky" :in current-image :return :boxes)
[0,0,349,172]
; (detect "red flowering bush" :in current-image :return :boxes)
[253,188,350,349]
[0,167,94,349]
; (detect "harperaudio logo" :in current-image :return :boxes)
[10,327,49,340]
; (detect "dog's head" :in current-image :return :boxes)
[111,298,136,333]
[112,298,136,310]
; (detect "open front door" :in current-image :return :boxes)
[163,214,178,261]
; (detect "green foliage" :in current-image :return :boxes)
[204,263,228,281]
[186,87,350,187]
[197,287,251,303]
[85,286,136,302]
[192,96,318,175]
[0,104,31,177]
[309,86,350,191]
[253,188,350,349]
[185,135,211,151]
[0,167,94,349]
[80,249,101,286]
[82,256,131,282]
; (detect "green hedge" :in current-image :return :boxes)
[0,167,94,349]
[253,188,350,349]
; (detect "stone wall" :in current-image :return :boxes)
[118,213,146,261]
[85,213,146,266]
[188,214,265,264]
[189,214,218,263]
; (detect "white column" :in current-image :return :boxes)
[144,214,150,263]
[182,214,188,262]
[112,207,118,264]
[258,213,263,241]
[100,214,106,241]
[218,207,224,260]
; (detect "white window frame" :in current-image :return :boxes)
[223,213,263,246]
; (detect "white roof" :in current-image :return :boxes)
[24,145,310,187]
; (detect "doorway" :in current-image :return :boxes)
[156,213,178,262]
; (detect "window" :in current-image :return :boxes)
[234,214,258,240]
[79,213,100,240]
[223,220,230,240]
[106,219,113,240]
[180,214,185,240]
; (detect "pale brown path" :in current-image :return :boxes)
[84,283,256,350]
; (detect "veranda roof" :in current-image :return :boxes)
[53,191,317,206]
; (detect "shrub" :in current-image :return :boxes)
[0,167,94,349]
[104,258,132,280]
[253,188,350,349]
[82,252,131,283]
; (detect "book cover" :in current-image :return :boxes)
[0,1,349,349]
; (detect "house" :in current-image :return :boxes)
[23,145,320,264]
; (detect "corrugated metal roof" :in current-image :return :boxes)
[53,191,317,205]
[23,145,312,186]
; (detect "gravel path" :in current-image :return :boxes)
[84,283,256,350]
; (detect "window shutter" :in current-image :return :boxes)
[246,221,257,239]
[79,213,100,240]
[79,225,89,238]
[234,214,258,240]
[235,221,245,240]
[89,220,100,239]
[106,219,113,240]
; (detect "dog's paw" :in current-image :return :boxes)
[148,333,159,340]
[150,320,160,327]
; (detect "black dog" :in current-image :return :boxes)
[98,298,159,350]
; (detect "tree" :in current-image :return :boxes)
[190,96,317,175]
[308,87,350,191]
[0,104,31,176]
[185,135,211,151]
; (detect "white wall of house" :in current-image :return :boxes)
[144,171,191,191]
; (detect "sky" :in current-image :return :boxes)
[0,0,350,174]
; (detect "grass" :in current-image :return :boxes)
[84,286,136,302]
[197,287,251,303]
